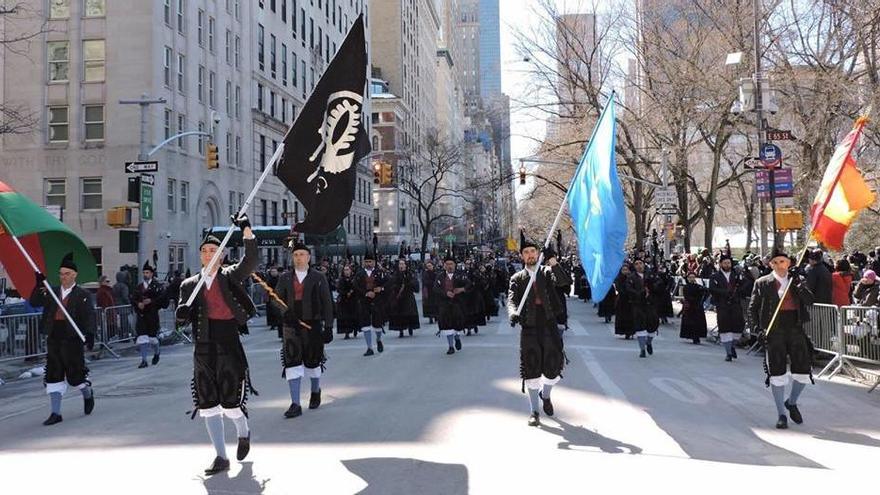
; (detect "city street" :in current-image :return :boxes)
[1,300,878,494]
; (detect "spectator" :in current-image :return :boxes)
[112,269,130,305]
[96,275,115,308]
[853,270,880,307]
[831,259,854,307]
[805,249,833,304]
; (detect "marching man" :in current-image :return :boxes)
[709,254,748,361]
[131,261,168,368]
[748,249,815,429]
[30,253,96,426]
[433,252,469,355]
[508,234,571,426]
[176,214,259,475]
[272,238,334,419]
[354,250,388,356]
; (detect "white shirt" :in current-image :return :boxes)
[365,269,373,278]
[60,284,75,300]
[772,272,789,298]
[446,272,455,279]
[143,280,152,290]
[295,269,308,283]
[201,269,217,290]
[722,270,731,283]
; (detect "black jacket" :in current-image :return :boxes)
[30,284,95,340]
[131,279,169,335]
[507,264,572,326]
[748,273,814,330]
[805,262,833,305]
[273,268,334,327]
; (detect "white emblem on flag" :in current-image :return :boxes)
[306,90,363,191]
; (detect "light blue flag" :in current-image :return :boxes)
[566,95,627,302]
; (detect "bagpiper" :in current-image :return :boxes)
[29,253,96,426]
[176,214,259,475]
[508,233,571,426]
[433,252,470,354]
[627,259,659,358]
[131,260,168,368]
[354,249,388,356]
[709,254,749,361]
[748,248,815,429]
[272,238,334,419]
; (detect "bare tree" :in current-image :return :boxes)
[0,3,48,136]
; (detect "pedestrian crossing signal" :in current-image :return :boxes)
[206,143,219,169]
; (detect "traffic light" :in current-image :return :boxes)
[373,162,381,184]
[379,162,394,186]
[775,209,804,231]
[107,206,133,228]
[519,166,526,185]
[206,143,219,169]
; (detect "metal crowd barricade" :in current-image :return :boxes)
[100,304,137,347]
[0,312,45,362]
[803,304,840,359]
[827,305,880,392]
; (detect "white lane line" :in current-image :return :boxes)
[575,347,627,400]
[567,319,590,336]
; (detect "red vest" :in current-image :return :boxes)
[293,275,305,301]
[365,273,375,290]
[204,279,235,320]
[443,275,454,293]
[775,280,798,311]
[54,293,70,321]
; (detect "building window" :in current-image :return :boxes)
[48,106,69,143]
[373,208,379,227]
[45,178,66,208]
[81,178,102,211]
[49,0,69,18]
[292,52,298,86]
[197,65,205,102]
[177,113,186,148]
[168,244,186,276]
[197,9,205,45]
[372,136,379,150]
[82,40,105,82]
[225,30,232,64]
[164,109,173,140]
[181,181,189,213]
[234,35,241,68]
[399,208,406,228]
[198,121,205,154]
[83,105,104,141]
[270,0,276,12]
[167,178,176,212]
[89,247,103,276]
[177,53,186,92]
[225,80,232,115]
[209,71,216,107]
[228,191,236,216]
[235,135,241,166]
[301,60,306,96]
[164,46,172,87]
[281,98,287,122]
[47,41,69,82]
[234,0,241,20]
[281,0,287,22]
[226,132,232,162]
[208,17,215,52]
[270,34,277,78]
[257,83,264,111]
[260,199,268,225]
[281,44,288,85]
[163,0,171,24]
[257,24,264,71]
[235,85,241,119]
[259,134,266,171]
[300,8,306,41]
[177,0,186,33]
[272,201,278,225]
[269,91,276,118]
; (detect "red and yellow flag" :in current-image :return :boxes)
[809,116,875,251]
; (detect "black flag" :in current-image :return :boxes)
[275,15,370,235]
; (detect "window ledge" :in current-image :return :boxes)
[83,141,105,149]
[46,142,69,149]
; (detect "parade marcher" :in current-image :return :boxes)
[354,250,388,356]
[679,272,708,344]
[652,264,675,324]
[433,253,469,354]
[176,214,259,475]
[131,261,168,368]
[387,259,421,337]
[709,254,748,360]
[508,234,571,426]
[421,260,439,323]
[627,259,659,357]
[336,265,360,339]
[544,244,569,332]
[480,263,500,320]
[464,261,487,335]
[272,239,335,419]
[30,253,96,426]
[748,249,815,429]
[612,265,633,335]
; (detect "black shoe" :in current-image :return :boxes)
[399,331,405,338]
[204,456,230,475]
[42,413,63,426]
[785,400,803,424]
[138,360,148,369]
[84,393,94,415]
[377,340,384,353]
[152,353,160,365]
[466,330,472,336]
[474,328,479,334]
[775,415,788,429]
[344,333,350,340]
[236,434,250,461]
[647,343,654,355]
[446,347,455,355]
[309,390,321,410]
[539,391,554,416]
[284,403,303,418]
[731,347,738,359]
[639,350,646,358]
[528,412,540,427]
[364,348,374,357]
[408,329,413,336]
[454,337,462,350]
[692,339,700,345]
[725,355,733,362]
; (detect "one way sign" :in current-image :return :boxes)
[124,161,159,173]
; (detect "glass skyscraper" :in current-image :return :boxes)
[478,0,502,99]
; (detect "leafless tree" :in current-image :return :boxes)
[0,3,48,136]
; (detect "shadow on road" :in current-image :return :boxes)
[198,462,270,495]
[342,457,468,495]
[540,417,643,454]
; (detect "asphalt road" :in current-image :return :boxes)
[1,297,878,494]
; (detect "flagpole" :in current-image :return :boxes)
[763,111,871,339]
[179,142,285,312]
[4,231,86,342]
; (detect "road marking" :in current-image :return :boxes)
[567,319,590,336]
[649,377,711,405]
[575,348,627,401]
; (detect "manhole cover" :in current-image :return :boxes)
[101,386,157,398]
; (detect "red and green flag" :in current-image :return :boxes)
[0,180,97,297]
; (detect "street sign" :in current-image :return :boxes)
[654,188,677,204]
[742,156,762,169]
[140,184,153,221]
[125,160,159,174]
[444,235,456,243]
[759,143,782,169]
[139,173,155,186]
[775,196,795,207]
[656,207,677,214]
[767,129,794,141]
[756,168,793,199]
